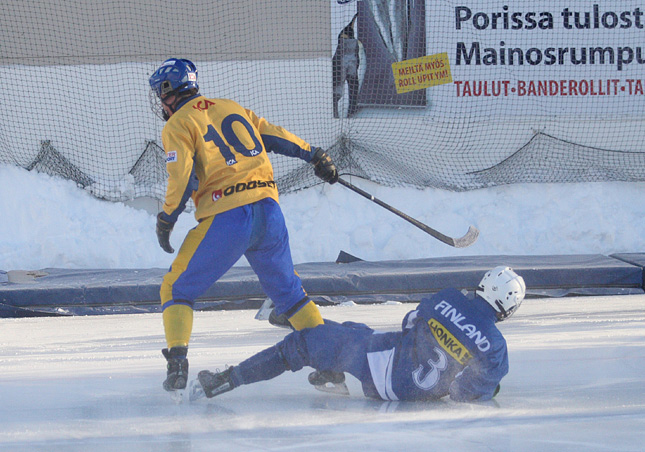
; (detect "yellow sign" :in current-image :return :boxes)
[428,318,473,365]
[392,53,452,94]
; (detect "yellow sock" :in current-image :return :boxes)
[288,300,324,330]
[162,304,193,348]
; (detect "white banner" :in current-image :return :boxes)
[427,1,645,117]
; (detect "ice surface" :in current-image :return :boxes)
[1,297,644,452]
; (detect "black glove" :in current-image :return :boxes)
[156,212,175,254]
[493,384,501,397]
[311,148,338,184]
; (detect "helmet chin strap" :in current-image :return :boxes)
[495,300,509,320]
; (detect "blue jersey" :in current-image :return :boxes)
[368,288,508,402]
[236,288,509,403]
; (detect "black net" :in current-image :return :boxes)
[1,0,644,203]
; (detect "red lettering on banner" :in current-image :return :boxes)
[560,80,567,96]
[455,79,637,97]
[455,80,511,97]
[569,80,579,95]
[424,60,444,71]
[580,80,588,95]
[549,80,559,95]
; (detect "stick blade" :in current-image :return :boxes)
[451,225,480,248]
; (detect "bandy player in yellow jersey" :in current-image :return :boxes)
[148,58,339,394]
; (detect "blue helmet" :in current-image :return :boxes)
[149,58,199,99]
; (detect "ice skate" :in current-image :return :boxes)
[308,370,349,396]
[162,347,189,402]
[193,368,236,399]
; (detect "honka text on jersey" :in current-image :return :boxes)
[434,300,491,352]
[428,318,473,365]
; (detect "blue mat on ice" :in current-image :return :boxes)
[1,253,644,317]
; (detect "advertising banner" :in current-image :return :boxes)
[333,1,645,118]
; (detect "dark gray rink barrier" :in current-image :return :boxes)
[1,253,643,317]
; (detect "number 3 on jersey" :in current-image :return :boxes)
[412,346,448,390]
[203,114,264,166]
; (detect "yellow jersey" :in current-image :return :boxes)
[160,96,317,222]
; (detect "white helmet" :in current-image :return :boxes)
[477,266,526,321]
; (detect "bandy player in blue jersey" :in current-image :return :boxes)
[190,266,526,402]
[148,58,339,393]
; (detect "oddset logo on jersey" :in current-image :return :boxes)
[211,180,276,202]
[166,151,178,163]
